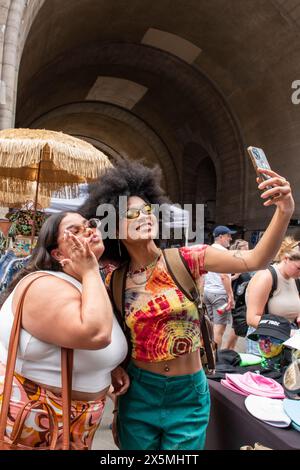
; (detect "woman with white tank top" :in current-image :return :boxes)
[0,211,128,449]
[247,237,300,329]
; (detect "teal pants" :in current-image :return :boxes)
[117,363,210,450]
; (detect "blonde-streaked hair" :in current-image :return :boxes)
[230,239,249,251]
[274,236,300,262]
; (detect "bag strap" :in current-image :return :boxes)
[268,265,277,299]
[0,273,73,450]
[61,347,73,450]
[264,265,277,315]
[162,248,215,371]
[10,400,59,450]
[163,248,200,304]
[110,262,129,321]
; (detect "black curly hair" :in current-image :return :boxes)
[79,159,170,263]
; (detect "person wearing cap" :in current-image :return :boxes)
[204,225,237,349]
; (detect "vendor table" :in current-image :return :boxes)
[205,379,300,450]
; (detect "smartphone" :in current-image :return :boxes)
[247,146,272,182]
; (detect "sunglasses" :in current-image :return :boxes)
[258,335,284,345]
[65,218,102,236]
[122,203,153,220]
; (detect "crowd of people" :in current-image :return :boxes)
[0,159,297,450]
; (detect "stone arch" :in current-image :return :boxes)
[28,101,178,197]
[16,40,245,220]
[2,0,249,226]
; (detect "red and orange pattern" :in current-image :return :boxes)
[0,362,105,449]
[107,244,207,362]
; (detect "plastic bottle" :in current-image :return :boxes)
[217,302,230,315]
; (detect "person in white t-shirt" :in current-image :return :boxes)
[203,225,237,349]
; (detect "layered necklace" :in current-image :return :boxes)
[127,250,162,285]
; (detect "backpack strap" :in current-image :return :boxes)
[268,263,300,303]
[264,265,277,315]
[109,262,132,367]
[268,265,277,299]
[162,248,215,371]
[162,248,200,305]
[110,262,129,331]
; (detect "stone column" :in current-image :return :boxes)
[0,0,26,130]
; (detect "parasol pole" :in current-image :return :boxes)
[30,148,43,252]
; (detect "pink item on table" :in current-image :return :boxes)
[221,371,285,398]
[221,378,249,396]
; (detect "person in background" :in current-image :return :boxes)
[246,237,300,355]
[203,226,236,349]
[229,239,253,345]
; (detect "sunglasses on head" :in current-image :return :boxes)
[122,203,153,220]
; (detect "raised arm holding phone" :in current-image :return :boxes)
[79,151,294,451]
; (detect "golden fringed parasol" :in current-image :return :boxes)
[0,128,113,247]
[0,187,50,209]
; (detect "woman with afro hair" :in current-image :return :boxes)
[80,159,294,450]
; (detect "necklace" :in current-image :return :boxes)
[127,250,162,285]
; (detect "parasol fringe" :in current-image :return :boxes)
[0,177,82,201]
[0,191,50,208]
[0,133,113,178]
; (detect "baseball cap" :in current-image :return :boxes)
[283,330,300,350]
[283,399,300,429]
[247,314,291,342]
[245,395,291,428]
[213,225,237,237]
[283,359,300,400]
[222,371,285,398]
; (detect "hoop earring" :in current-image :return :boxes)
[118,239,122,257]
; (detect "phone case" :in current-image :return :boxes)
[247,146,271,181]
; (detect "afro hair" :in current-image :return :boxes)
[79,159,170,263]
[80,159,169,218]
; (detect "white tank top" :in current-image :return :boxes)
[204,243,229,295]
[0,271,128,392]
[267,265,300,322]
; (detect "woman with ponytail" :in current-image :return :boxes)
[247,236,300,330]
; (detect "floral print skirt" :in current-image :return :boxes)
[0,362,106,450]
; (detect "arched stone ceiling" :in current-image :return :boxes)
[7,0,299,227]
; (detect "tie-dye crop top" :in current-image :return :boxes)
[106,244,207,363]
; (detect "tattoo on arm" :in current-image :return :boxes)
[233,250,250,272]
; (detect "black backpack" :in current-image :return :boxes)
[231,265,300,337]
